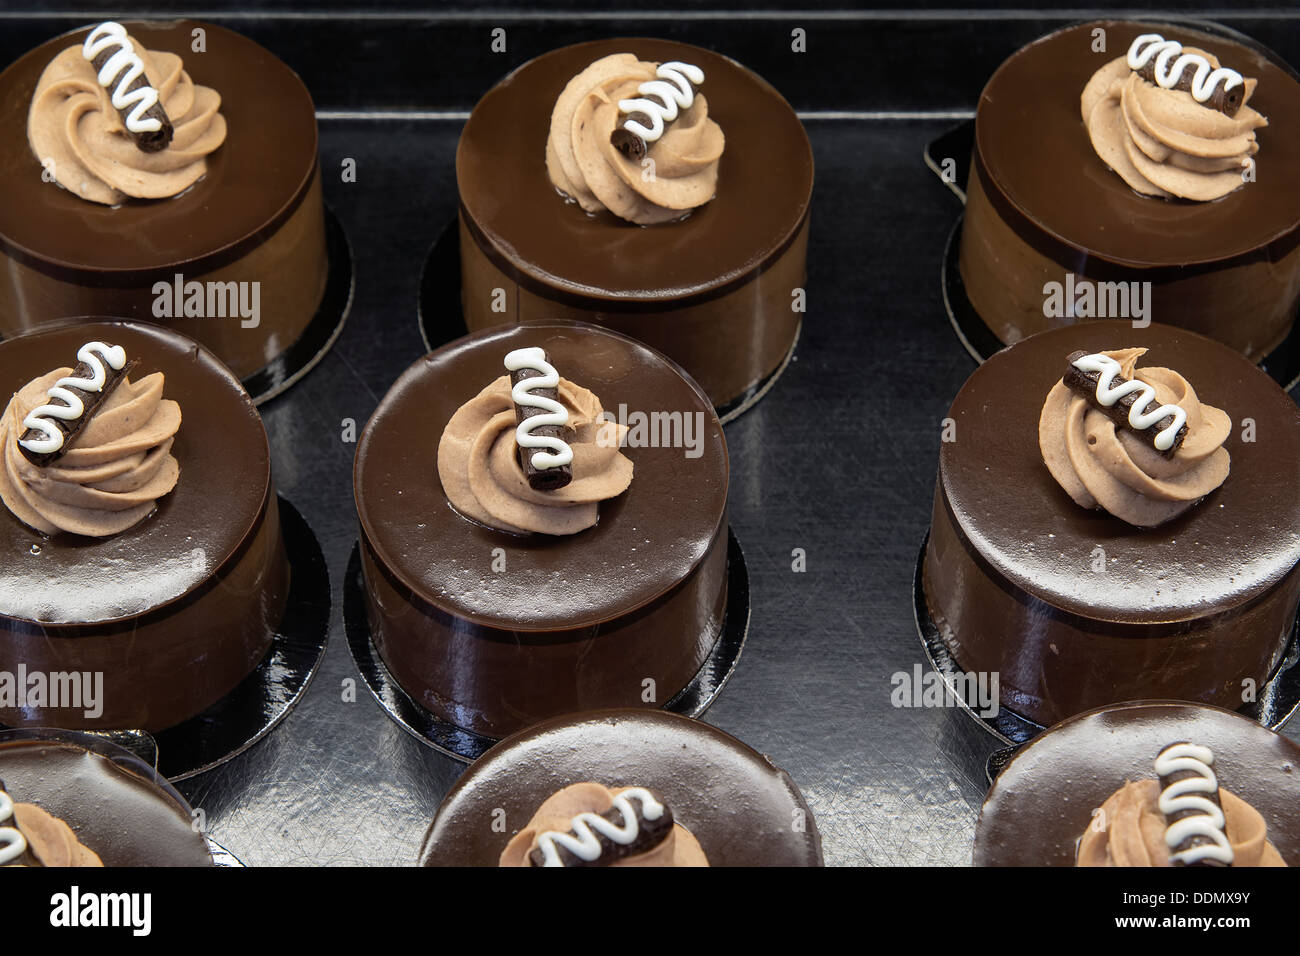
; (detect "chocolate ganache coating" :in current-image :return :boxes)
[0,321,288,732]
[0,737,212,866]
[355,322,729,740]
[923,322,1300,727]
[419,709,823,867]
[975,701,1300,867]
[457,38,812,410]
[0,20,327,380]
[959,21,1300,360]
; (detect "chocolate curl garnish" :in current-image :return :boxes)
[1063,350,1188,458]
[1135,59,1244,117]
[83,22,174,153]
[506,348,573,492]
[18,343,137,468]
[611,124,650,160]
[528,792,674,867]
[1155,742,1233,867]
[611,61,704,160]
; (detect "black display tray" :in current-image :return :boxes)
[0,5,1294,868]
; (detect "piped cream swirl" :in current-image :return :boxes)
[1080,42,1268,201]
[546,53,725,225]
[499,783,709,867]
[437,374,632,536]
[28,28,227,205]
[1077,779,1285,867]
[1039,348,1230,527]
[0,788,103,867]
[1,365,181,537]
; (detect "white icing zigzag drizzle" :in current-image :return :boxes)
[19,341,128,458]
[533,788,666,867]
[82,21,165,134]
[0,788,28,866]
[1127,33,1243,104]
[1154,743,1235,867]
[1071,353,1188,452]
[618,62,705,144]
[503,347,573,471]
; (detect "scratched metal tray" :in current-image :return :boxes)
[0,3,1296,867]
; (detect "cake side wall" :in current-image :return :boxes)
[360,512,729,740]
[459,212,807,408]
[0,170,329,381]
[923,480,1299,727]
[959,163,1300,360]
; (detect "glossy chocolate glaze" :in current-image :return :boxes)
[974,701,1300,867]
[0,21,327,379]
[419,709,823,866]
[0,321,290,731]
[959,21,1300,358]
[456,38,812,408]
[354,322,729,738]
[0,739,212,866]
[923,322,1300,726]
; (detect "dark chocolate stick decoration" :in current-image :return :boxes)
[82,21,174,153]
[1154,743,1234,867]
[504,347,573,492]
[18,342,136,468]
[528,788,674,867]
[0,778,34,867]
[611,61,705,160]
[1127,33,1245,117]
[1063,350,1189,457]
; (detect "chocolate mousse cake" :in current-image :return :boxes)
[0,731,212,866]
[922,321,1300,727]
[0,320,289,731]
[419,709,823,866]
[975,701,1298,866]
[354,322,729,740]
[456,38,813,413]
[959,20,1300,359]
[0,20,328,381]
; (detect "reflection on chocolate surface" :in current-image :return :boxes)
[0,737,211,866]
